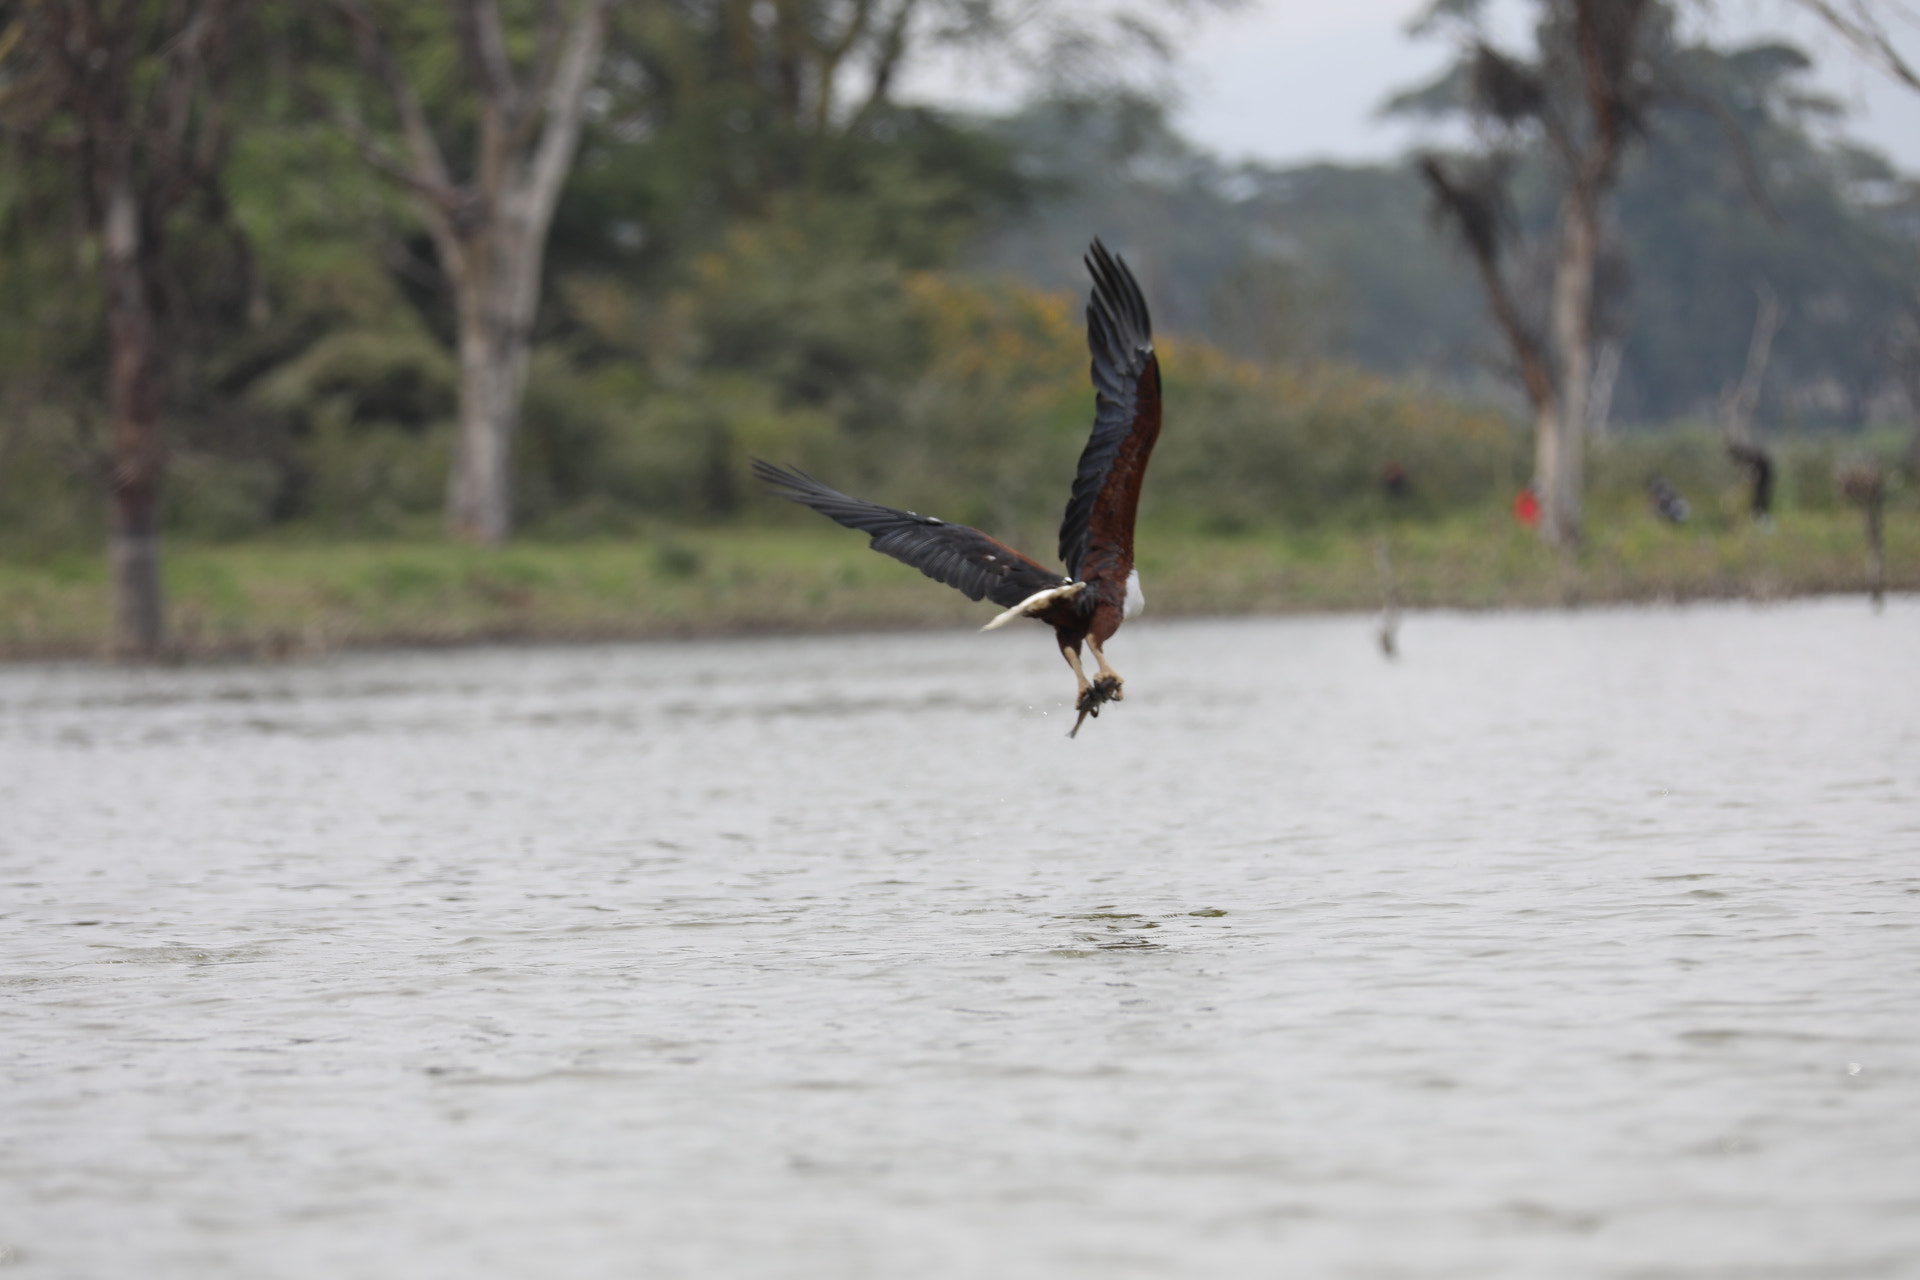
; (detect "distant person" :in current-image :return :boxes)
[1513,487,1540,527]
[1648,475,1689,524]
[1382,460,1409,502]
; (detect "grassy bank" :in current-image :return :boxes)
[1,508,1911,662]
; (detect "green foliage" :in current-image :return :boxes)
[0,405,104,551]
[1150,343,1526,530]
[8,509,1918,659]
[550,0,1032,290]
[1583,425,1919,524]
[1611,44,1918,424]
[251,329,457,431]
[4,0,1915,576]
[163,454,286,541]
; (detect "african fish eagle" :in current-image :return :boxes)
[754,239,1162,737]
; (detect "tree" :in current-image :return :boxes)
[1718,282,1783,518]
[1788,0,1920,474]
[1401,0,1660,550]
[329,0,609,544]
[1789,0,1920,92]
[0,0,245,656]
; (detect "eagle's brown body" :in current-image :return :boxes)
[754,240,1162,736]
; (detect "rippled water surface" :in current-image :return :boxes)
[3,599,1918,1279]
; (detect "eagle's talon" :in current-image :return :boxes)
[1068,672,1127,736]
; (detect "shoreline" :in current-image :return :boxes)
[2,513,1910,664]
[3,584,1907,669]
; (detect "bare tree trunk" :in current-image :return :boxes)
[1907,393,1920,484]
[1587,336,1623,439]
[335,0,607,546]
[1866,497,1885,609]
[14,0,236,659]
[1374,535,1400,658]
[1532,398,1561,514]
[442,210,545,543]
[1719,283,1783,449]
[1543,194,1597,550]
[1720,285,1784,518]
[101,174,167,658]
[1839,466,1886,609]
[1895,324,1920,482]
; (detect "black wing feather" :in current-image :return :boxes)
[753,460,1069,609]
[1059,239,1158,579]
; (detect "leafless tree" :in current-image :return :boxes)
[1718,281,1784,518]
[1415,0,1658,551]
[330,0,609,545]
[1838,463,1887,607]
[0,0,244,657]
[1895,315,1920,479]
[1790,0,1920,91]
[1790,1,1920,474]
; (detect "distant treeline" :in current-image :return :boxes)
[974,69,1920,429]
[0,5,1914,558]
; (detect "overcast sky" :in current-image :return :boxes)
[906,0,1920,172]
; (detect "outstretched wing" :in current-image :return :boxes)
[753,460,1070,609]
[1058,239,1162,585]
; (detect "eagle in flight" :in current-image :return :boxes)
[754,239,1161,737]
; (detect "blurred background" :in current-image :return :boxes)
[1,0,1917,656]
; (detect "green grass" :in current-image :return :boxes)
[0,509,1912,660]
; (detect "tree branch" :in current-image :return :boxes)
[523,0,568,127]
[1718,280,1784,446]
[1419,155,1555,410]
[1654,76,1783,225]
[454,0,525,120]
[814,0,878,132]
[850,0,919,129]
[1793,0,1920,93]
[524,0,607,232]
[333,103,441,199]
[328,0,456,199]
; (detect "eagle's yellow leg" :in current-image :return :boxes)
[1061,644,1092,699]
[1088,639,1123,701]
[1066,642,1125,738]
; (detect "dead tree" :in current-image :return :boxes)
[1420,152,1558,459]
[1837,465,1887,608]
[1374,537,1402,658]
[1892,315,1920,484]
[1790,3,1920,480]
[0,0,243,657]
[1587,336,1623,438]
[1790,1,1920,92]
[1416,0,1657,551]
[1718,282,1784,519]
[710,0,922,138]
[330,0,609,545]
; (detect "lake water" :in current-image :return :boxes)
[3,599,1917,1279]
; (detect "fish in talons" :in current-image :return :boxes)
[1071,672,1124,738]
